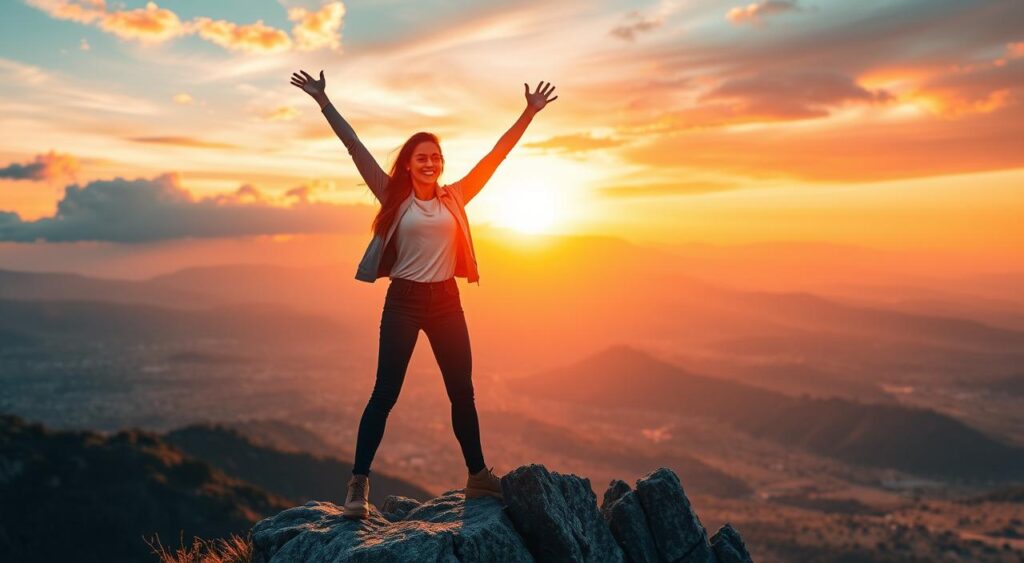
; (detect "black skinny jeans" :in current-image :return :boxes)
[352,276,486,476]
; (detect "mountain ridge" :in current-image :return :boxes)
[511,345,1024,481]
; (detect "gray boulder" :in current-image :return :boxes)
[635,467,714,563]
[501,464,624,562]
[710,523,753,563]
[251,501,389,563]
[602,484,660,563]
[250,465,754,562]
[251,492,529,562]
[600,479,631,521]
[379,495,421,522]
[401,490,533,561]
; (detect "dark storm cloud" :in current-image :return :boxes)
[0,173,372,243]
[663,0,1023,77]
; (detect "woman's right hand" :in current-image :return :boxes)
[291,70,326,98]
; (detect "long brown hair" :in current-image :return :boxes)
[371,132,443,238]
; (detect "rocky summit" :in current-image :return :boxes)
[251,464,753,562]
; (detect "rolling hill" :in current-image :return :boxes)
[509,346,1024,481]
[0,413,288,563]
[165,423,432,505]
[0,298,348,345]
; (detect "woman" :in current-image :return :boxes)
[290,69,557,518]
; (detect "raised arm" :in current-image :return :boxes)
[457,81,558,204]
[290,70,389,202]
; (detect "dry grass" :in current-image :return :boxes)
[146,531,253,563]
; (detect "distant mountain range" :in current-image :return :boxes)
[510,346,1024,481]
[3,260,1023,481]
[0,298,348,347]
[0,413,286,563]
[0,268,215,308]
[4,259,1023,383]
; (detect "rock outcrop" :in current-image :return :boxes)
[252,464,753,562]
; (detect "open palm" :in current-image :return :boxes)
[291,70,325,97]
[525,81,558,111]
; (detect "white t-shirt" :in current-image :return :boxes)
[389,195,458,282]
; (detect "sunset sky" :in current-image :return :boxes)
[1,0,1022,274]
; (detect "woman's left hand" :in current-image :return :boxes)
[524,81,558,112]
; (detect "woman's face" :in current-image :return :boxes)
[408,141,444,186]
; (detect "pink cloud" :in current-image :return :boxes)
[727,1,801,26]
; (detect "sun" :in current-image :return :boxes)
[492,184,558,234]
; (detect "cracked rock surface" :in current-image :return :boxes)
[251,465,753,562]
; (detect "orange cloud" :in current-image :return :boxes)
[207,184,268,205]
[190,17,292,54]
[285,179,338,204]
[282,180,337,204]
[289,2,346,52]
[907,56,1023,118]
[599,181,738,198]
[910,89,1013,118]
[621,97,1024,183]
[727,1,801,26]
[261,106,300,121]
[286,185,312,203]
[0,151,80,182]
[97,1,184,43]
[524,133,625,153]
[128,136,239,149]
[28,0,339,54]
[992,42,1024,68]
[172,93,193,105]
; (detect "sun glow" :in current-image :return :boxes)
[491,180,559,234]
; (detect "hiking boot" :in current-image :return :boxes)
[343,474,370,519]
[465,466,504,500]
